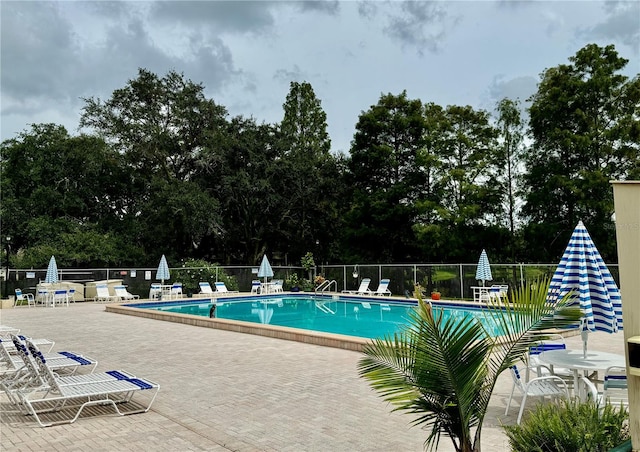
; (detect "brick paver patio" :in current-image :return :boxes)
[0,303,626,451]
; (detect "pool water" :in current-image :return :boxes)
[132,295,502,340]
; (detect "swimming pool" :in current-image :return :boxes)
[128,294,502,340]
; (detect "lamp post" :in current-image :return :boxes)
[3,236,11,299]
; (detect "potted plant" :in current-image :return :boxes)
[431,290,441,300]
[285,273,301,292]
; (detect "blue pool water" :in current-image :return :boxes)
[130,294,502,340]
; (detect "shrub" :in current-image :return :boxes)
[503,399,629,452]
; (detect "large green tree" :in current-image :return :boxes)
[346,91,428,262]
[278,81,341,264]
[422,104,504,262]
[79,69,226,261]
[495,98,526,264]
[0,124,143,267]
[522,43,640,261]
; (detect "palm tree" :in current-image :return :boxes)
[358,279,582,452]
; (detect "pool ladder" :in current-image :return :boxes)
[315,279,337,293]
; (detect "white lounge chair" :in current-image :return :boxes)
[342,278,371,295]
[214,282,238,294]
[199,282,215,295]
[251,280,261,294]
[372,279,392,296]
[114,285,140,301]
[0,325,20,338]
[14,289,35,307]
[94,284,117,303]
[17,339,159,427]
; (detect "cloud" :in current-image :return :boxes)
[381,1,457,55]
[295,1,340,15]
[484,75,539,117]
[1,2,77,106]
[149,0,276,33]
[579,1,640,55]
[273,65,306,84]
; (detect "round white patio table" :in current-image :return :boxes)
[538,349,626,400]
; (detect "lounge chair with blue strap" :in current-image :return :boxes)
[342,278,371,295]
[16,338,159,427]
[199,282,215,295]
[94,284,117,303]
[372,279,392,296]
[215,282,238,294]
[114,285,140,301]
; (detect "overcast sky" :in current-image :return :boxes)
[1,1,638,154]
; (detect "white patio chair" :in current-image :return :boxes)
[526,334,575,390]
[271,280,284,293]
[114,285,140,301]
[169,283,183,299]
[603,366,628,409]
[17,339,159,427]
[66,288,76,304]
[505,364,570,424]
[342,278,371,295]
[580,376,602,405]
[14,289,36,307]
[53,289,69,307]
[149,283,162,300]
[251,280,261,294]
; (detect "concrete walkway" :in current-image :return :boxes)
[0,303,626,451]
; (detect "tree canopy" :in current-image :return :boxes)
[1,44,637,268]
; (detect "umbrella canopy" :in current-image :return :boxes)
[475,249,493,286]
[547,221,623,356]
[44,256,59,284]
[257,255,274,284]
[156,255,170,284]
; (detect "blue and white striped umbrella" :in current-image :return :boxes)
[44,256,59,283]
[475,249,493,286]
[547,221,623,354]
[156,255,170,284]
[257,255,274,285]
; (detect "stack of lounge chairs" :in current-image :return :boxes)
[0,325,159,427]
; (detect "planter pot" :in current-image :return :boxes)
[0,297,14,309]
[431,293,441,300]
[291,287,300,292]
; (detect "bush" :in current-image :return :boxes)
[503,399,629,452]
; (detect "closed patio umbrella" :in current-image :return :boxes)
[156,255,170,285]
[547,221,623,357]
[475,249,493,286]
[44,256,59,284]
[257,254,274,286]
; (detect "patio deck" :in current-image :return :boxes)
[0,302,626,451]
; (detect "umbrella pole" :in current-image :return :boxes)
[580,319,589,358]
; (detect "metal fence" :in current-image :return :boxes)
[1,263,620,301]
